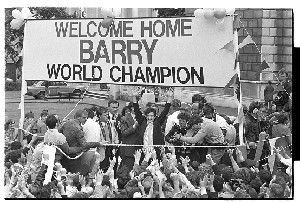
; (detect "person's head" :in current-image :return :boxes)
[150,103,159,115]
[213,175,224,193]
[220,166,234,182]
[268,80,272,85]
[278,68,288,82]
[277,113,289,125]
[70,192,89,198]
[202,103,216,119]
[172,99,181,111]
[190,103,199,116]
[269,183,284,198]
[5,119,15,131]
[233,189,251,198]
[45,114,58,129]
[74,109,88,125]
[108,100,119,114]
[258,169,272,186]
[188,114,203,130]
[10,141,22,150]
[40,111,49,122]
[192,93,204,103]
[84,108,95,119]
[250,177,263,193]
[275,171,291,186]
[144,107,156,123]
[121,106,133,117]
[248,101,263,116]
[231,167,252,185]
[177,112,191,128]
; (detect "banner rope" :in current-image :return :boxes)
[61,83,91,122]
[16,127,291,149]
[239,20,292,101]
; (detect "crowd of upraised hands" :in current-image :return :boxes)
[4,138,292,198]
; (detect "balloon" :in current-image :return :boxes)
[10,18,24,30]
[101,17,113,28]
[12,9,22,19]
[214,8,226,19]
[21,7,33,19]
[112,8,122,17]
[204,9,215,20]
[225,8,235,16]
[194,8,205,18]
[101,7,113,17]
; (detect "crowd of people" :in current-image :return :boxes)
[4,70,292,199]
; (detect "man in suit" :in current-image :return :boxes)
[131,90,173,161]
[119,105,141,171]
[104,100,122,175]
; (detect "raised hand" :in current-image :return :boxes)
[110,156,116,167]
[79,175,86,186]
[134,149,142,163]
[66,173,73,186]
[199,174,208,189]
[170,173,180,182]
[236,148,245,162]
[54,171,62,182]
[207,174,215,188]
[96,169,104,185]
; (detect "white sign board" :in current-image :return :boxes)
[23,17,235,87]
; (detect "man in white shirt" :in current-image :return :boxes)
[82,108,105,174]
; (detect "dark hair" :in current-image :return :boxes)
[231,168,252,185]
[275,171,290,185]
[10,141,22,150]
[192,93,205,103]
[202,103,215,117]
[74,109,87,119]
[188,114,203,127]
[177,111,191,121]
[250,178,263,193]
[213,175,225,192]
[71,192,89,198]
[257,169,272,186]
[220,166,234,182]
[5,119,15,131]
[40,111,49,118]
[172,99,181,110]
[269,183,284,198]
[268,81,272,85]
[108,99,119,107]
[121,106,132,117]
[25,111,34,119]
[45,114,58,129]
[6,150,21,163]
[144,107,156,117]
[85,108,94,119]
[248,101,263,114]
[277,113,289,124]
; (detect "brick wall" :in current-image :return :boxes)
[236,8,293,81]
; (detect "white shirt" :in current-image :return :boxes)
[144,122,154,147]
[83,118,102,142]
[165,111,180,135]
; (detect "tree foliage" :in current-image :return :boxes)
[153,8,185,17]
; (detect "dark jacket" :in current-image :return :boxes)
[133,102,171,145]
[29,164,48,197]
[119,113,141,157]
[244,112,261,143]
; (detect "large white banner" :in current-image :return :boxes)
[23,17,235,87]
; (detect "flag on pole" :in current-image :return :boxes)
[238,35,255,49]
[268,154,276,174]
[255,59,270,76]
[233,15,241,31]
[223,73,237,91]
[220,40,234,52]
